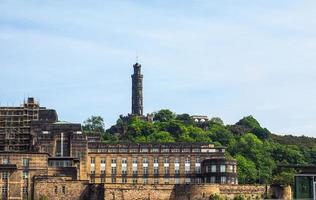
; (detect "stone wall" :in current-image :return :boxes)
[33,176,89,200]
[34,180,291,200]
[103,184,266,200]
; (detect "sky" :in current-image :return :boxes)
[1,0,316,137]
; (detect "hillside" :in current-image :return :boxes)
[83,110,316,186]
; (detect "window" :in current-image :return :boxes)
[143,177,148,184]
[228,165,233,172]
[111,167,116,175]
[62,186,66,194]
[195,157,201,173]
[91,157,95,164]
[206,166,210,173]
[101,158,106,164]
[182,148,190,153]
[151,148,159,153]
[162,148,169,153]
[122,177,127,184]
[220,165,226,173]
[2,158,9,164]
[90,177,95,183]
[174,157,180,175]
[130,148,138,153]
[154,157,159,163]
[221,176,226,184]
[164,167,169,175]
[54,186,58,194]
[119,148,128,153]
[101,177,105,183]
[143,167,148,175]
[2,185,8,197]
[164,178,169,184]
[185,178,191,184]
[132,177,137,184]
[210,176,216,183]
[185,158,190,174]
[195,166,201,174]
[175,178,180,184]
[111,158,116,164]
[122,158,127,175]
[132,157,138,175]
[171,148,180,153]
[111,177,116,183]
[2,171,8,180]
[22,158,29,167]
[143,157,148,175]
[22,186,28,195]
[154,178,159,184]
[164,157,169,164]
[23,171,29,179]
[211,165,217,172]
[154,167,159,175]
[101,170,105,175]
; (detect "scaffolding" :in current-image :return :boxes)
[0,98,39,151]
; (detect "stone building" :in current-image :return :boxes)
[87,143,237,185]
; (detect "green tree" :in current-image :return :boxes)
[148,131,175,143]
[176,113,194,125]
[153,109,176,122]
[272,170,295,186]
[83,116,105,135]
[236,115,261,129]
[210,117,224,125]
[235,154,257,184]
[208,123,234,146]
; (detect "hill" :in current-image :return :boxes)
[83,109,316,186]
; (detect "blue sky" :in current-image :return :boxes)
[1,0,316,137]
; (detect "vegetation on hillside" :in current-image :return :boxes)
[83,109,316,186]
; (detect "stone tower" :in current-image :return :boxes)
[131,62,143,116]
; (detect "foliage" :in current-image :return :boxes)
[83,116,105,135]
[153,109,176,122]
[272,170,295,186]
[39,196,49,200]
[83,109,316,186]
[210,117,224,125]
[235,154,257,184]
[233,195,246,200]
[148,131,175,143]
[209,194,224,200]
